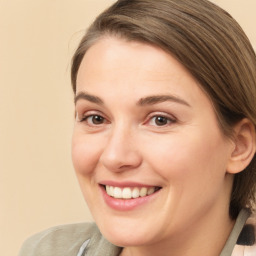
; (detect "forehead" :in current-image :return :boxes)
[76,37,209,107]
[79,37,193,77]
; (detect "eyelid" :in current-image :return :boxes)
[146,111,176,120]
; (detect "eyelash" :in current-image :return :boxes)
[78,112,176,127]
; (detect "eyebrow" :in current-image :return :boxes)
[75,91,104,105]
[137,95,191,107]
[75,91,190,107]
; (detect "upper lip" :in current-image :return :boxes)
[99,180,161,188]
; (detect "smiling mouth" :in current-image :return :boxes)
[103,185,162,199]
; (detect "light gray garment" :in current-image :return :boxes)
[220,209,251,256]
[19,209,253,256]
[18,222,121,256]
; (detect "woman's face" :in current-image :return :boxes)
[72,37,234,247]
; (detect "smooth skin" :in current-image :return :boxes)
[72,37,255,256]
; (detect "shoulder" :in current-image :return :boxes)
[18,222,98,256]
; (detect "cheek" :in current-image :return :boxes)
[71,135,102,206]
[144,129,229,183]
[143,131,231,221]
[71,135,102,175]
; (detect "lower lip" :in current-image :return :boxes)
[100,186,161,211]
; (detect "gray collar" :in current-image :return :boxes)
[220,209,250,256]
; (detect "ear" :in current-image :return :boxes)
[227,118,256,174]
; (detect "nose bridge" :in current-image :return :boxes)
[99,121,141,171]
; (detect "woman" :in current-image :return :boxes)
[19,0,256,255]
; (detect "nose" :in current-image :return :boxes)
[99,125,142,172]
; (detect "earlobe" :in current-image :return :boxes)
[227,118,256,174]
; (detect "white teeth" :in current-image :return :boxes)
[147,187,155,195]
[109,186,114,197]
[113,187,122,199]
[132,187,140,198]
[105,185,158,199]
[122,188,132,199]
[139,187,147,197]
[106,185,110,195]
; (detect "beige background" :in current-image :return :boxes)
[0,1,255,255]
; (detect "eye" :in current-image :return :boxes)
[148,115,175,126]
[88,115,105,124]
[80,114,106,125]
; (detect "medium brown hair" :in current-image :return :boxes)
[71,0,256,218]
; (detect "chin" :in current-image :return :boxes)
[97,216,160,247]
[104,230,152,247]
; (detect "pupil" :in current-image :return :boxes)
[156,116,167,126]
[93,115,103,124]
